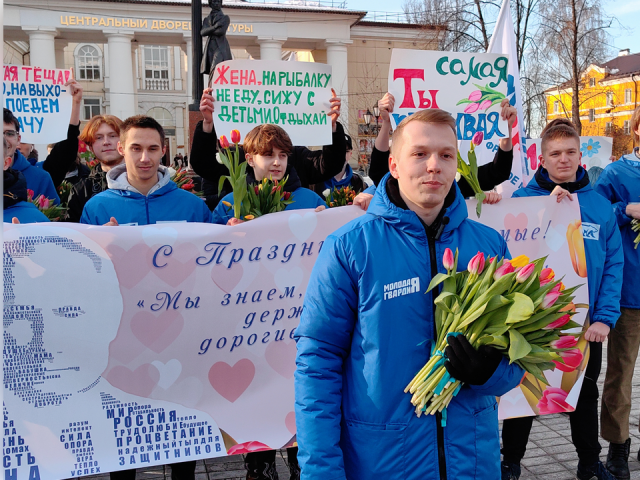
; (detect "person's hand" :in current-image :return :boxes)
[328,88,341,132]
[227,217,245,226]
[444,334,502,385]
[626,203,640,220]
[200,88,215,133]
[378,93,395,123]
[315,205,326,212]
[499,98,517,151]
[353,192,373,211]
[550,186,573,202]
[103,217,118,226]
[482,192,502,204]
[584,322,610,342]
[609,155,616,162]
[11,217,20,224]
[65,78,83,105]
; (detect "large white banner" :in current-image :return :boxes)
[210,60,332,146]
[2,65,73,144]
[3,197,590,479]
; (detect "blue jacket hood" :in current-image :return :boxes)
[12,150,60,205]
[323,164,353,191]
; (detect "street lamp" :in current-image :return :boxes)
[372,104,380,135]
[363,109,373,135]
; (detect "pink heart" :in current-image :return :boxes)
[265,339,297,379]
[285,411,296,435]
[208,359,255,403]
[211,263,244,294]
[105,244,152,289]
[150,244,199,288]
[106,364,159,397]
[504,213,528,233]
[130,310,184,353]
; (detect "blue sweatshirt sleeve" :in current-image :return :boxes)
[594,170,632,228]
[591,210,624,327]
[211,198,232,225]
[294,234,356,480]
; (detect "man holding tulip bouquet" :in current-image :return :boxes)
[294,109,524,480]
[501,123,624,480]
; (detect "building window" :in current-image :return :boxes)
[625,89,632,104]
[589,77,596,87]
[553,101,559,113]
[605,122,612,134]
[82,98,101,120]
[143,46,170,90]
[76,45,102,80]
[147,107,174,128]
[624,120,631,135]
[606,91,614,106]
[589,109,595,122]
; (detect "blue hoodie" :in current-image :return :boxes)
[294,174,524,480]
[3,203,49,223]
[80,164,212,225]
[513,167,624,327]
[12,150,60,205]
[594,151,640,309]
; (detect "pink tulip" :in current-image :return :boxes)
[540,268,555,286]
[515,263,535,283]
[550,282,563,294]
[472,131,484,146]
[27,189,34,201]
[541,291,560,309]
[467,252,485,275]
[464,103,480,114]
[553,348,583,372]
[219,135,230,149]
[37,196,50,209]
[551,336,578,349]
[537,387,573,415]
[479,99,493,110]
[543,314,571,330]
[230,129,241,144]
[468,90,483,102]
[443,248,454,271]
[493,261,515,281]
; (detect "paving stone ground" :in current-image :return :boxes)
[81,341,640,480]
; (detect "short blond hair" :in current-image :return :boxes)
[390,109,457,156]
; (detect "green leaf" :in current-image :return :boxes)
[484,294,512,315]
[475,193,485,218]
[427,273,451,293]
[434,291,460,314]
[508,329,532,363]
[478,334,508,348]
[504,292,535,324]
[456,98,475,105]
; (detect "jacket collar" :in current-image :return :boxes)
[106,163,174,196]
[532,166,591,194]
[3,168,28,208]
[367,173,468,239]
[323,164,353,190]
[12,150,30,172]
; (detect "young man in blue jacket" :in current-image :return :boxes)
[3,137,49,223]
[595,106,640,480]
[294,109,524,480]
[501,124,624,480]
[81,115,212,226]
[3,108,60,204]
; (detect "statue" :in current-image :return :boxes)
[200,0,233,80]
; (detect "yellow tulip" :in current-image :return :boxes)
[509,255,530,268]
[222,201,232,207]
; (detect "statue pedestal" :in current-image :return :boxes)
[187,103,204,160]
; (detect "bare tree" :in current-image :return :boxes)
[536,0,613,134]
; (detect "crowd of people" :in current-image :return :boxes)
[3,73,640,480]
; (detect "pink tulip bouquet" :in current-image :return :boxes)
[28,191,67,221]
[405,249,584,418]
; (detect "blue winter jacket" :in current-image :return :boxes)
[12,151,60,205]
[80,164,212,225]
[513,167,624,327]
[211,188,325,225]
[3,202,49,223]
[594,151,640,309]
[295,174,524,480]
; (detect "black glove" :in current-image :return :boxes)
[444,335,503,385]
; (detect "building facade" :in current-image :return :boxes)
[4,0,437,165]
[545,50,640,157]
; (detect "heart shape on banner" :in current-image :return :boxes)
[105,244,152,289]
[208,359,255,403]
[150,243,199,288]
[151,359,183,389]
[211,262,244,294]
[288,212,317,242]
[130,310,184,353]
[274,267,304,296]
[142,226,179,248]
[285,411,296,435]
[265,339,297,379]
[545,224,567,252]
[106,364,160,397]
[504,212,528,233]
